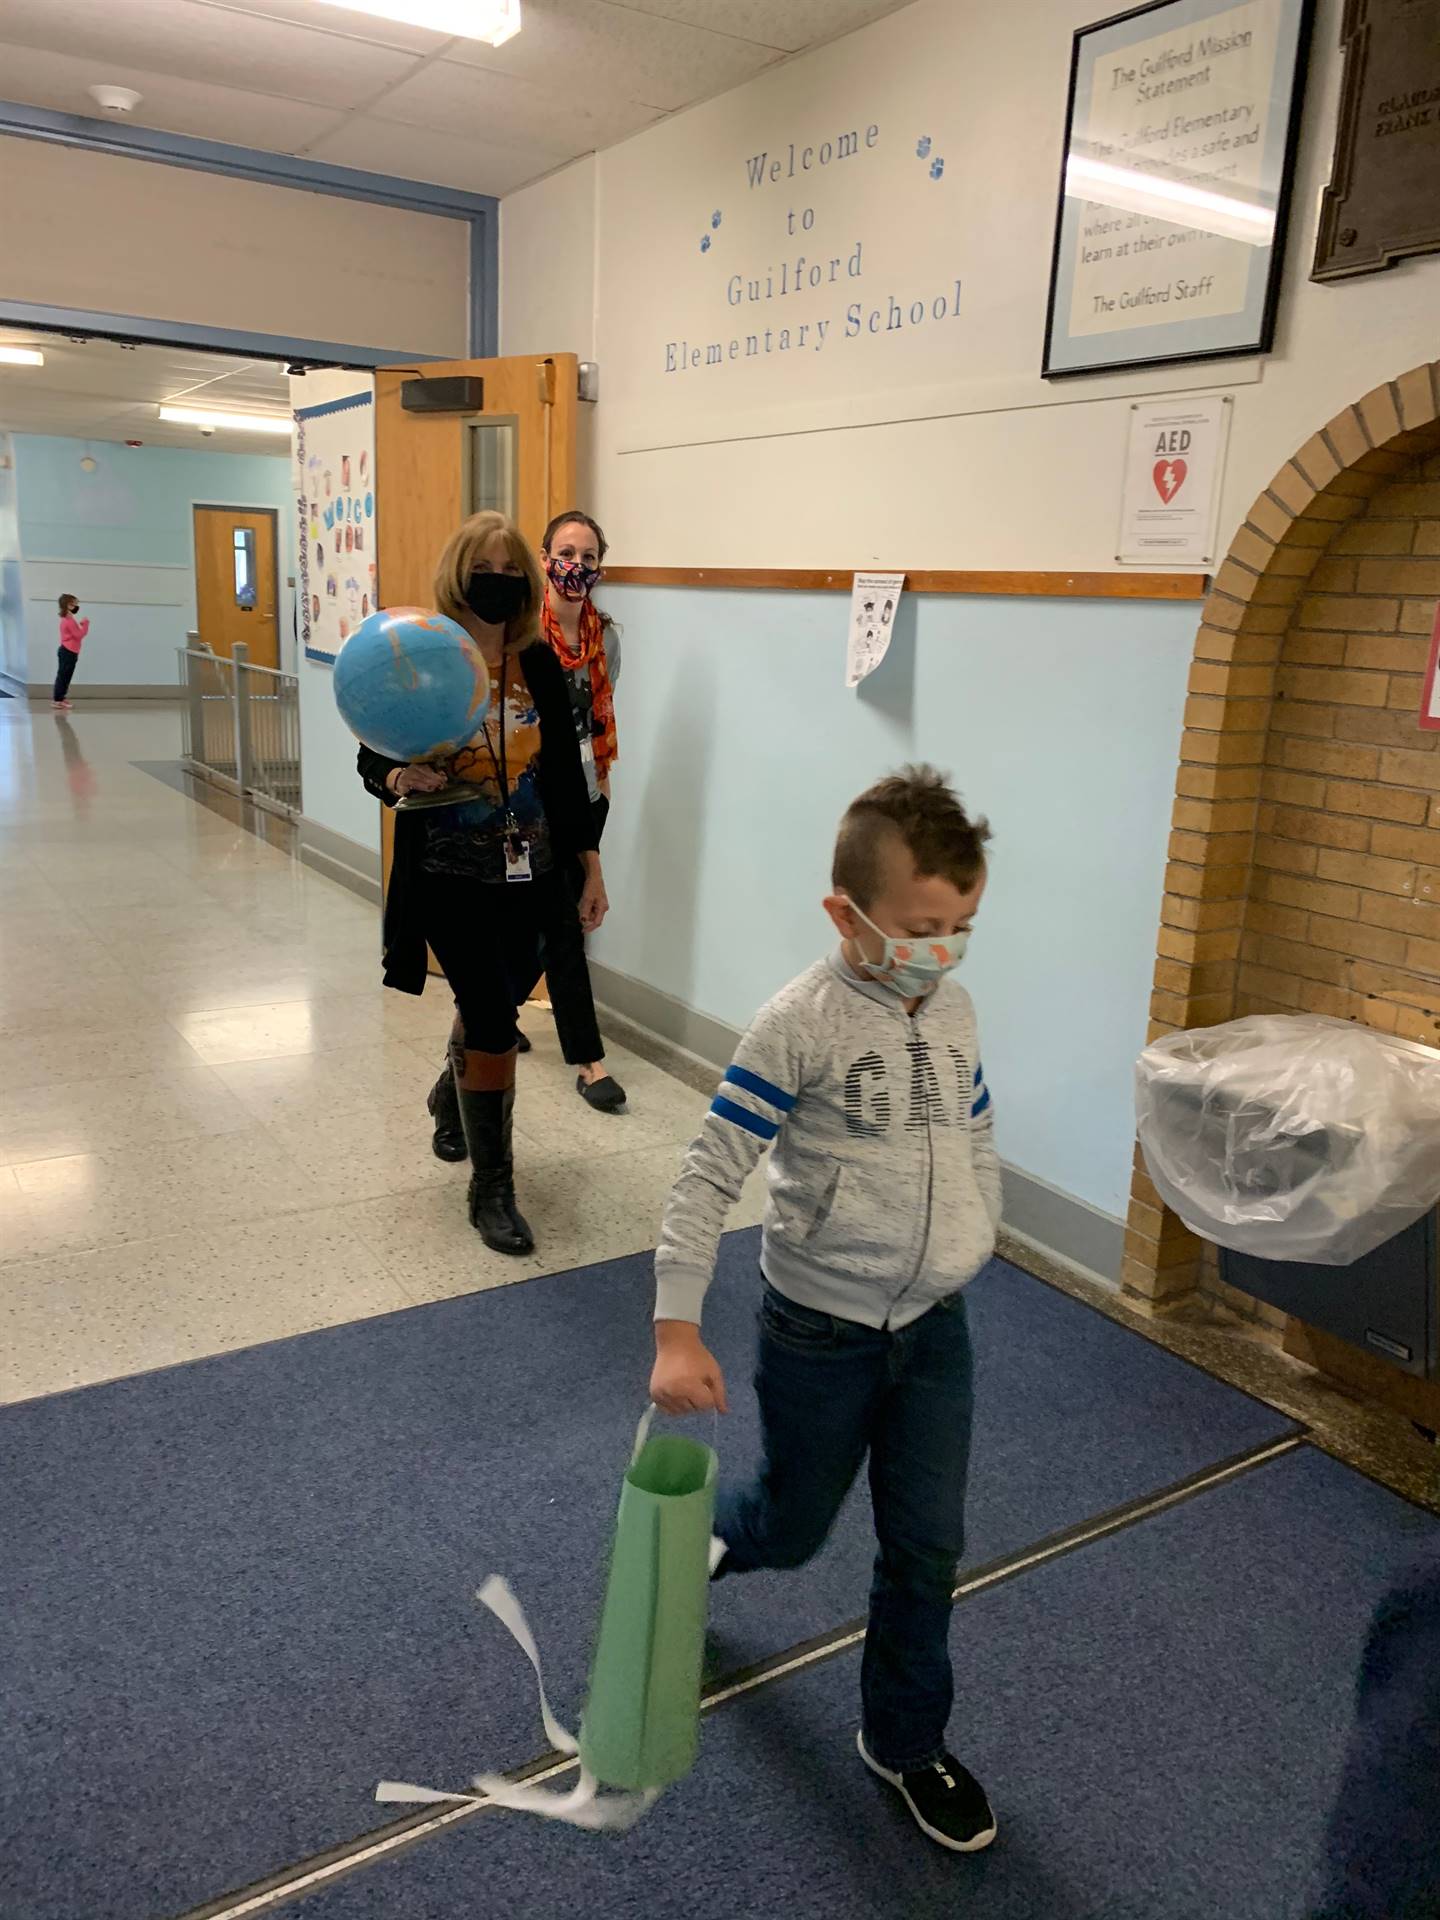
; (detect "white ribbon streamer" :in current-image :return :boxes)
[374,1573,661,1832]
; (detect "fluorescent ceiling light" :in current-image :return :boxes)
[308,0,521,44]
[1066,153,1275,247]
[159,405,293,435]
[0,346,45,367]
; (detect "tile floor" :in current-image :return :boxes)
[0,701,759,1404]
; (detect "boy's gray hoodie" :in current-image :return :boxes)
[655,951,1002,1329]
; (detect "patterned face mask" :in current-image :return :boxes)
[848,898,970,998]
[546,556,603,602]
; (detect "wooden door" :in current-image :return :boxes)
[194,505,279,667]
[374,355,578,931]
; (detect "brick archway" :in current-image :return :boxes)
[1123,360,1440,1313]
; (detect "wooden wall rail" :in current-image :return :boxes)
[602,566,1208,601]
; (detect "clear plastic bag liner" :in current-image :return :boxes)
[1135,1015,1440,1266]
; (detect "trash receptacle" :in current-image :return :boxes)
[1135,1014,1440,1377]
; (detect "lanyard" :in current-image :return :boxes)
[479,656,511,816]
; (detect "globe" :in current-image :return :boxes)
[333,606,491,764]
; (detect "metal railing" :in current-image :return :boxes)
[179,636,302,818]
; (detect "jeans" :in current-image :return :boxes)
[53,646,79,702]
[717,1281,974,1772]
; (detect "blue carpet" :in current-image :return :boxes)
[1,1232,1294,1920]
[293,1448,1440,1920]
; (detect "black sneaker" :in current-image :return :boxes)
[857,1733,997,1852]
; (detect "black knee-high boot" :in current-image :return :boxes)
[426,1017,467,1163]
[451,1043,533,1255]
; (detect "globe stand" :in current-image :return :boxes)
[394,779,491,813]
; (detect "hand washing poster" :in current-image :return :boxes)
[292,381,376,665]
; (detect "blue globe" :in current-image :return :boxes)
[333,606,491,763]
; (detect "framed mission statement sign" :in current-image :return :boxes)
[1044,0,1314,377]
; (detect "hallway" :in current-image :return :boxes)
[0,700,747,1404]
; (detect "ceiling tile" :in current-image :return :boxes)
[303,114,569,196]
[614,0,909,55]
[0,329,293,447]
[0,40,347,150]
[368,55,662,151]
[0,0,426,112]
[443,0,784,110]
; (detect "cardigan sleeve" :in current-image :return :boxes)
[521,642,599,859]
[357,744,404,806]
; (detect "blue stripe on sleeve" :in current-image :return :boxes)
[971,1085,992,1119]
[711,1095,780,1141]
[723,1064,796,1112]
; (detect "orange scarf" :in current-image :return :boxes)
[540,594,617,780]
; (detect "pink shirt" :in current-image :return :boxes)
[59,614,89,654]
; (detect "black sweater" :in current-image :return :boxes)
[358,640,600,995]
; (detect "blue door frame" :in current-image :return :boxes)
[0,100,498,368]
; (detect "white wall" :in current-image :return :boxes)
[502,0,1440,569]
[10,435,295,691]
[0,435,20,678]
[594,585,1193,1220]
[1,137,470,359]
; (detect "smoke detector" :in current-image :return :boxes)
[89,84,142,114]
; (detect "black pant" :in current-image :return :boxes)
[53,648,79,702]
[537,795,609,1061]
[419,869,603,1065]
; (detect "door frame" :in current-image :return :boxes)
[191,502,282,668]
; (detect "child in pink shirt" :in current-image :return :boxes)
[54,594,89,709]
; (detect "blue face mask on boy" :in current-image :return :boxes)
[848,899,969,998]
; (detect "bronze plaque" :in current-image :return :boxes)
[1313,0,1440,277]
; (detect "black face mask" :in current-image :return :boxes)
[464,571,529,626]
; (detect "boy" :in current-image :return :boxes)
[651,765,1001,1853]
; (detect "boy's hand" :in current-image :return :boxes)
[651,1320,728,1415]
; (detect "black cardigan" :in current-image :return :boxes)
[358,640,600,995]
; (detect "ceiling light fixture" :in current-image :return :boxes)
[0,346,45,367]
[308,0,521,46]
[159,405,293,435]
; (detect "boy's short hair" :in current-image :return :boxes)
[833,765,990,908]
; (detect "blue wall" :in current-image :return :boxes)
[12,436,294,687]
[593,585,1193,1222]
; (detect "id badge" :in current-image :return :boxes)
[504,834,532,884]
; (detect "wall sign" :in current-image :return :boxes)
[1044,0,1314,377]
[1117,394,1232,565]
[1312,0,1440,280]
[846,572,905,687]
[293,388,376,666]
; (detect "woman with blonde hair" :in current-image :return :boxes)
[357,511,610,1255]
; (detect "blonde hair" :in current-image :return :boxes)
[433,511,543,648]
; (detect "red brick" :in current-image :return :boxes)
[1380,748,1440,791]
[1275,666,1389,708]
[1297,595,1400,633]
[1282,738,1381,781]
[1333,520,1417,557]
[1325,780,1430,825]
[1315,848,1416,895]
[1309,914,1408,963]
[1371,823,1440,865]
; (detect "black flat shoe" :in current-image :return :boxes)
[516,1029,532,1053]
[577,1073,626,1113]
